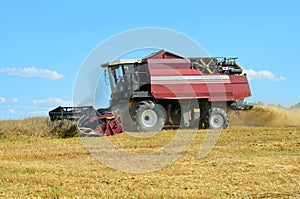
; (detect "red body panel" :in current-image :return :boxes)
[148,59,251,101]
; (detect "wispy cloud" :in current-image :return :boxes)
[29,110,49,116]
[0,97,6,103]
[12,98,19,103]
[8,109,15,114]
[0,67,64,80]
[33,98,72,106]
[243,69,286,81]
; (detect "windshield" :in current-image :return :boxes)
[107,64,134,92]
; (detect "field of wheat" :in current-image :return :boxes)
[0,106,300,198]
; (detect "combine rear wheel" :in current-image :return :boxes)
[209,108,229,129]
[134,101,167,132]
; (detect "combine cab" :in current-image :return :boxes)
[101,50,252,131]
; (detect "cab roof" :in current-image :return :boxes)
[101,59,142,67]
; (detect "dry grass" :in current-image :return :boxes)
[0,117,77,139]
[0,108,300,198]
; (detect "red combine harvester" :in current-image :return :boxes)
[101,50,252,132]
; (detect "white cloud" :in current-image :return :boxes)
[33,97,72,106]
[279,76,286,81]
[29,110,49,116]
[0,97,6,103]
[0,67,64,80]
[12,98,19,103]
[8,109,15,113]
[243,69,286,81]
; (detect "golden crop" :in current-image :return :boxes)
[0,107,300,198]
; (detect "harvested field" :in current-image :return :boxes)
[0,107,300,198]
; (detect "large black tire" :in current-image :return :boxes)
[208,108,229,129]
[134,101,167,132]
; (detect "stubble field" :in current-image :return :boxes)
[0,106,300,198]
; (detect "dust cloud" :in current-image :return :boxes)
[229,106,300,127]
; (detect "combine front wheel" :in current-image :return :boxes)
[134,101,167,132]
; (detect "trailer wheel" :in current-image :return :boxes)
[135,101,166,132]
[209,108,229,129]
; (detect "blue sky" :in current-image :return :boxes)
[0,0,299,119]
